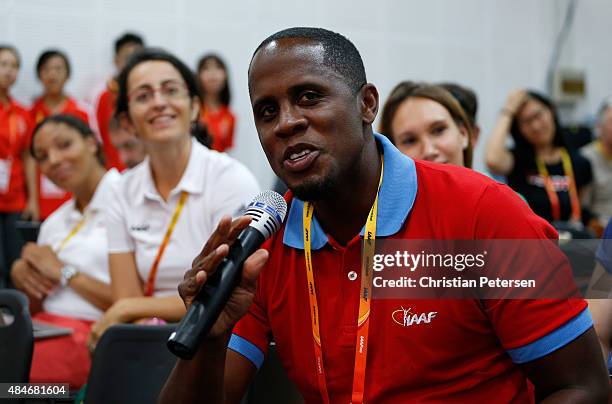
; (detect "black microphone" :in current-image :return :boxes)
[167,191,287,359]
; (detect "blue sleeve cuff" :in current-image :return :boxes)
[507,308,593,364]
[228,334,265,369]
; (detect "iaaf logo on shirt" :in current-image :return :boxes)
[130,223,150,232]
[392,306,437,327]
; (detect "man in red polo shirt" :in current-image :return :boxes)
[93,32,144,171]
[160,28,609,403]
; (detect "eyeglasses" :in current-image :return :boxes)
[128,81,189,105]
[518,108,547,127]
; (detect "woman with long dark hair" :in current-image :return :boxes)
[485,89,592,227]
[88,48,259,348]
[379,82,473,168]
[196,53,236,152]
[11,114,119,388]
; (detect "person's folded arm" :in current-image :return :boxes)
[63,271,112,311]
[21,243,112,310]
[10,258,53,303]
[109,251,145,301]
[88,294,186,349]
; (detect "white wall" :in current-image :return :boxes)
[2,0,611,186]
[560,0,612,125]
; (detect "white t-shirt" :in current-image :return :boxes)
[40,169,121,321]
[105,139,260,297]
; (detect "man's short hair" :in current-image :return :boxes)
[114,32,144,54]
[251,27,367,93]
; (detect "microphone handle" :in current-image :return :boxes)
[167,228,265,359]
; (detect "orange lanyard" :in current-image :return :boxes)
[303,154,383,404]
[144,191,188,297]
[536,148,581,222]
[57,213,88,252]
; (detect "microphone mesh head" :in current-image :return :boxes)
[253,190,288,221]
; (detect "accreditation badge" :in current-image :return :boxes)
[0,158,12,194]
[41,175,66,198]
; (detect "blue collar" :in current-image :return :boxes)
[283,133,418,250]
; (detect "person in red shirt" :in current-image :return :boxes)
[160,28,610,403]
[196,54,236,152]
[0,45,37,288]
[30,49,90,220]
[94,32,145,171]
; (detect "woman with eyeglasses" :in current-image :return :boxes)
[485,89,593,229]
[88,48,259,348]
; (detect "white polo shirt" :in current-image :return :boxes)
[105,139,260,297]
[40,169,121,321]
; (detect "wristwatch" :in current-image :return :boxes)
[60,265,80,287]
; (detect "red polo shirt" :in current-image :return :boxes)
[0,98,32,212]
[199,105,235,152]
[230,134,590,403]
[30,96,90,219]
[95,82,126,171]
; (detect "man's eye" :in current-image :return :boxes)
[299,92,321,103]
[260,105,277,118]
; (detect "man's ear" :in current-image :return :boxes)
[360,83,379,125]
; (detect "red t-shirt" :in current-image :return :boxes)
[0,98,33,212]
[200,105,235,152]
[95,82,125,171]
[29,96,90,219]
[230,134,590,403]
